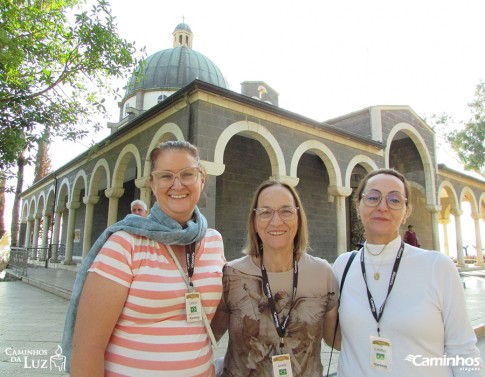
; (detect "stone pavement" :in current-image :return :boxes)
[0,262,484,376]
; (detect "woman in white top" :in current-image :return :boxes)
[332,168,482,377]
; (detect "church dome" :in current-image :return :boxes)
[124,23,228,98]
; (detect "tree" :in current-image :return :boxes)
[447,81,485,175]
[0,0,143,242]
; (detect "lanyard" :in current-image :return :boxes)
[185,243,196,288]
[260,255,298,350]
[360,241,404,336]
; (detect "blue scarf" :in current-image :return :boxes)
[61,202,208,370]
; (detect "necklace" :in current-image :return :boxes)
[364,243,388,280]
[365,242,388,256]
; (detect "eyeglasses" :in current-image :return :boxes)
[361,189,407,210]
[151,167,201,188]
[253,206,299,221]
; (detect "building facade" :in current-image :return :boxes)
[19,24,485,267]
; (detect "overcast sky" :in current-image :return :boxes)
[66,0,485,166]
[5,0,485,245]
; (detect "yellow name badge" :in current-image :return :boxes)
[370,336,392,372]
[185,292,202,322]
[272,354,293,377]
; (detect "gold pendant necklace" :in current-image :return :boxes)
[364,243,388,280]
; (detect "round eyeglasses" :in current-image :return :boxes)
[361,189,407,210]
[151,167,201,188]
[253,206,299,221]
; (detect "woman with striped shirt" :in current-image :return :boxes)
[69,141,225,376]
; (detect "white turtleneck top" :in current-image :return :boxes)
[332,236,482,377]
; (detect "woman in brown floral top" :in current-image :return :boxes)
[212,179,339,377]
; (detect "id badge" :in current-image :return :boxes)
[272,354,293,377]
[370,336,392,372]
[185,292,202,322]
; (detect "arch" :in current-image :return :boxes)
[480,193,485,220]
[28,196,37,219]
[143,123,184,176]
[214,120,286,178]
[56,178,71,210]
[72,170,88,203]
[21,201,29,222]
[36,193,46,217]
[89,159,111,196]
[460,187,479,214]
[437,180,460,217]
[44,186,57,216]
[344,155,379,188]
[290,140,342,187]
[112,144,143,188]
[385,123,436,206]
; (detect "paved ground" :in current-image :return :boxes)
[0,263,484,376]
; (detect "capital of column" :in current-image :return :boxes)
[471,212,480,221]
[83,195,100,205]
[105,187,125,199]
[439,218,451,225]
[135,176,151,189]
[66,201,80,210]
[426,205,442,214]
[200,160,225,176]
[450,208,463,217]
[328,185,353,198]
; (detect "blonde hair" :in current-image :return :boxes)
[149,140,206,178]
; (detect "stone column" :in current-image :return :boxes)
[328,185,353,255]
[439,217,451,257]
[64,201,80,265]
[105,187,125,227]
[32,216,40,249]
[471,212,484,266]
[51,209,63,262]
[40,214,50,260]
[135,176,152,211]
[426,205,441,251]
[451,209,465,267]
[24,217,33,249]
[82,195,100,258]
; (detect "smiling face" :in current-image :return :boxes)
[254,185,299,255]
[149,149,204,225]
[357,173,409,244]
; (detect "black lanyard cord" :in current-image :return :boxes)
[360,242,404,336]
[185,242,196,287]
[261,255,298,350]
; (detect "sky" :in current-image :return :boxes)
[4,0,485,249]
[62,0,485,165]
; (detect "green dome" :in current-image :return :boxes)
[125,46,229,96]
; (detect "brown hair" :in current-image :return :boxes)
[149,140,206,177]
[354,168,412,208]
[244,179,309,257]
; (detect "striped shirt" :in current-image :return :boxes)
[88,229,225,377]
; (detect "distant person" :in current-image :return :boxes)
[130,199,147,216]
[63,140,225,376]
[211,179,339,377]
[332,168,482,376]
[403,224,420,247]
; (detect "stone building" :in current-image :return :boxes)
[19,23,485,266]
